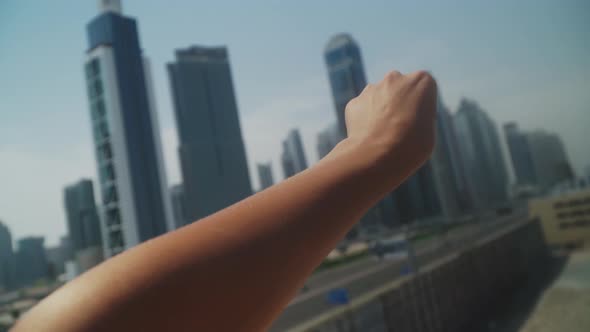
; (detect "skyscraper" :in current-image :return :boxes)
[281,129,308,178]
[167,46,252,223]
[15,237,47,287]
[324,34,367,138]
[169,184,187,229]
[503,122,537,186]
[0,221,13,290]
[316,123,341,160]
[64,179,102,252]
[527,130,574,190]
[84,0,173,257]
[257,163,274,190]
[427,96,465,218]
[454,98,509,208]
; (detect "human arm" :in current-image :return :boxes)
[12,70,437,332]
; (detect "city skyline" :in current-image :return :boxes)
[1,0,589,244]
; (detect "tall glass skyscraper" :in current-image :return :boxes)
[504,122,537,186]
[64,179,102,252]
[257,163,274,190]
[454,98,509,208]
[324,34,367,138]
[281,129,308,178]
[84,0,173,257]
[167,46,252,223]
[527,130,574,190]
[0,221,14,290]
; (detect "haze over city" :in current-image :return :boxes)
[1,0,589,247]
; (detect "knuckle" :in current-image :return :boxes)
[384,70,401,82]
[413,70,436,86]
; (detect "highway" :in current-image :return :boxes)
[269,211,526,331]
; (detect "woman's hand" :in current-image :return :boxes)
[331,70,437,184]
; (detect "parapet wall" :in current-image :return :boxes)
[290,219,548,332]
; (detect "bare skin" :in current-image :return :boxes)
[13,70,437,332]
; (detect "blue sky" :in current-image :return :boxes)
[1,0,589,246]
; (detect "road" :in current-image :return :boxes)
[269,211,526,331]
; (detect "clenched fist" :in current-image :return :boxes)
[336,70,437,182]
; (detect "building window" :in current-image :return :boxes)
[103,186,118,204]
[105,163,115,181]
[85,59,100,79]
[94,79,103,97]
[106,208,121,227]
[92,99,106,119]
[109,230,124,249]
[99,122,109,140]
[98,142,112,160]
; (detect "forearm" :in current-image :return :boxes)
[13,138,414,332]
[14,69,437,332]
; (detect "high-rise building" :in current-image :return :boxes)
[503,123,537,186]
[15,237,47,287]
[167,46,252,223]
[316,123,341,160]
[393,162,443,224]
[281,129,308,178]
[324,34,367,138]
[84,0,173,257]
[0,221,14,290]
[169,184,187,229]
[64,179,102,252]
[454,98,509,208]
[527,130,574,190]
[46,244,69,278]
[257,163,274,190]
[443,99,476,213]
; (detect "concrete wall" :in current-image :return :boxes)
[290,219,548,332]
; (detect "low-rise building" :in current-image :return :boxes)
[529,189,590,249]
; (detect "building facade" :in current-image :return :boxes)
[167,46,252,223]
[16,237,48,287]
[530,189,590,249]
[454,98,509,208]
[527,130,574,191]
[169,184,187,229]
[257,163,274,190]
[504,122,537,186]
[84,0,173,257]
[324,34,367,138]
[64,179,102,252]
[0,222,14,290]
[281,129,308,178]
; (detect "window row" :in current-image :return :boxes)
[558,219,590,230]
[93,121,110,143]
[108,229,124,250]
[87,78,103,100]
[85,59,100,80]
[103,185,118,205]
[553,197,590,209]
[97,142,113,161]
[106,208,121,227]
[91,99,106,120]
[99,163,116,185]
[556,208,590,220]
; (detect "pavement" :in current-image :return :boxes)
[516,250,590,332]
